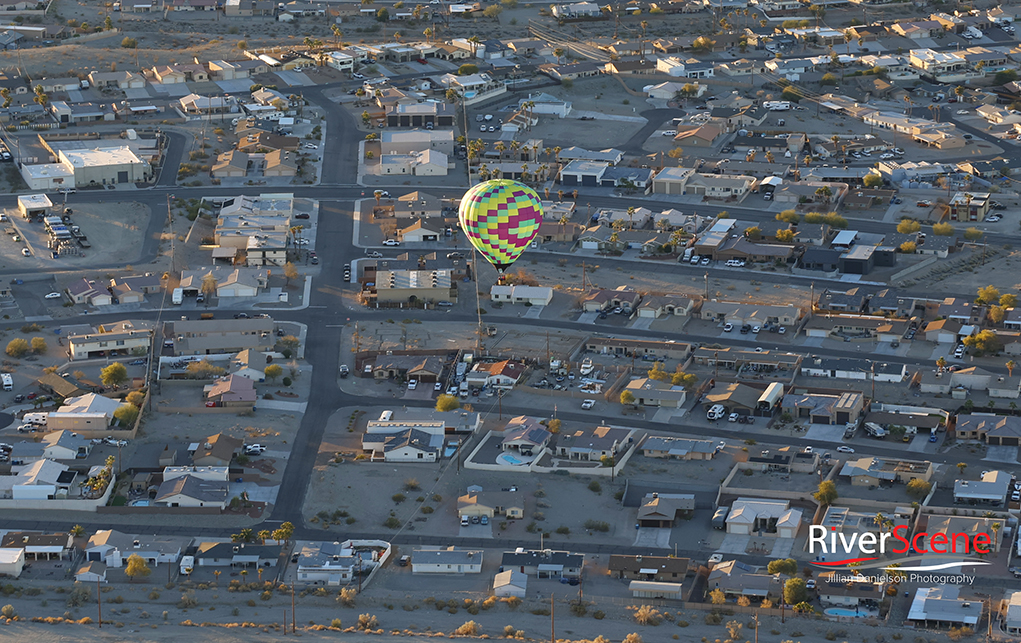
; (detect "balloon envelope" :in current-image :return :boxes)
[458,180,543,272]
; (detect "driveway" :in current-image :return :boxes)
[633,527,671,548]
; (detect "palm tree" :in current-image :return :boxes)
[331,24,343,47]
[626,206,636,230]
[1008,360,1016,377]
[553,146,562,164]
[423,27,434,43]
[936,356,947,372]
[553,47,566,64]
[213,570,221,584]
[557,189,564,201]
[559,214,569,237]
[991,522,1002,552]
[393,31,402,43]
[240,569,249,582]
[956,462,967,474]
[873,512,886,532]
[493,141,506,160]
[467,35,482,58]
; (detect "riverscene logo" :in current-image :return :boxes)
[807,525,993,574]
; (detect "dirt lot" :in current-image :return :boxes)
[0,201,150,271]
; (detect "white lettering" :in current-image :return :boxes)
[879,531,892,553]
[858,532,877,554]
[808,525,828,553]
[838,531,856,553]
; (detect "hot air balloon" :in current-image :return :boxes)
[458,179,544,272]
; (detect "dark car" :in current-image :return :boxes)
[311,257,319,265]
[13,395,23,403]
[399,555,411,566]
[294,213,310,219]
[234,313,249,319]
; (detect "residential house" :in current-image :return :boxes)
[410,547,483,574]
[295,541,360,585]
[500,417,551,456]
[955,413,1021,446]
[500,549,583,578]
[781,391,864,425]
[641,436,717,460]
[579,287,641,312]
[637,492,695,527]
[0,532,72,560]
[85,530,189,568]
[493,570,528,597]
[67,319,153,361]
[816,571,886,607]
[195,542,282,567]
[205,374,257,409]
[489,284,553,306]
[907,586,982,628]
[608,555,689,582]
[624,378,687,408]
[708,559,786,600]
[839,456,934,486]
[154,475,229,508]
[939,297,986,325]
[457,490,525,519]
[45,393,124,433]
[464,360,526,389]
[554,426,633,461]
[636,295,696,318]
[191,433,243,466]
[725,498,802,538]
[953,470,1011,507]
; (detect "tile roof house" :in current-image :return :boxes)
[464,360,526,389]
[955,413,1021,446]
[457,490,525,519]
[555,426,633,461]
[154,474,229,508]
[191,433,243,467]
[708,559,786,599]
[500,417,552,455]
[195,542,282,567]
[85,530,190,567]
[205,374,257,409]
[725,498,802,537]
[642,436,717,460]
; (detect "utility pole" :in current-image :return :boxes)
[550,593,555,643]
[291,584,296,633]
[754,612,759,643]
[97,576,102,628]
[546,331,550,369]
[704,271,709,300]
[581,261,586,292]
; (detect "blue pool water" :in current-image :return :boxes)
[825,608,872,618]
[500,454,522,465]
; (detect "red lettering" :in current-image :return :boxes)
[912,533,928,554]
[973,533,991,553]
[949,532,971,554]
[891,525,910,553]
[929,533,948,553]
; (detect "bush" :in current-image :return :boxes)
[588,480,601,493]
[357,613,378,630]
[121,37,137,48]
[593,610,605,619]
[584,520,610,532]
[5,338,28,358]
[455,620,480,635]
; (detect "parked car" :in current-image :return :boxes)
[44,292,61,299]
[723,323,733,332]
[383,239,401,246]
[407,379,418,390]
[581,399,595,410]
[836,446,855,453]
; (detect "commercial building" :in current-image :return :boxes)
[67,320,153,361]
[164,318,275,356]
[57,147,151,187]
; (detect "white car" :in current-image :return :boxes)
[352,73,365,79]
[836,445,855,453]
[708,553,723,564]
[728,412,740,422]
[44,292,61,299]
[956,109,969,115]
[304,143,318,149]
[803,446,813,453]
[434,382,442,391]
[407,379,418,390]
[581,399,595,410]
[294,238,309,245]
[383,239,401,246]
[20,249,29,257]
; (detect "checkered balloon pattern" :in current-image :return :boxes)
[458,180,544,272]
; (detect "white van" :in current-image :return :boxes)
[706,404,726,420]
[172,288,183,305]
[1,373,11,391]
[378,410,393,421]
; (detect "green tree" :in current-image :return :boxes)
[906,478,932,499]
[813,480,838,506]
[671,371,698,389]
[976,285,1001,305]
[5,338,27,358]
[264,364,283,382]
[482,4,502,18]
[767,558,798,576]
[964,227,983,241]
[125,390,145,407]
[692,36,715,52]
[963,329,1001,355]
[113,404,139,427]
[647,362,671,382]
[121,37,137,48]
[1000,293,1018,308]
[784,577,807,605]
[29,337,47,354]
[200,274,218,303]
[620,390,637,407]
[709,588,727,604]
[100,362,128,388]
[104,15,113,30]
[899,241,917,254]
[279,335,300,354]
[375,7,389,21]
[820,72,838,86]
[745,226,762,240]
[435,394,460,412]
[862,174,883,188]
[70,524,85,538]
[125,553,152,581]
[776,229,795,243]
[185,360,226,379]
[932,222,955,236]
[775,210,800,224]
[897,219,921,234]
[457,63,479,75]
[284,261,299,286]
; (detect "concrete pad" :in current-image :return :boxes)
[459,522,493,538]
[804,424,847,442]
[633,527,671,548]
[66,89,83,102]
[228,482,280,503]
[523,305,544,319]
[150,83,191,97]
[769,538,795,558]
[629,317,654,330]
[651,407,682,423]
[984,445,1020,464]
[258,399,308,413]
[216,79,254,93]
[123,87,151,99]
[801,337,825,348]
[717,533,750,554]
[577,312,599,324]
[275,71,314,87]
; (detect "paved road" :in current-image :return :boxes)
[0,71,1016,551]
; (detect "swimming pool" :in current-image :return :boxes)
[825,608,874,618]
[499,454,523,466]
